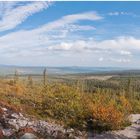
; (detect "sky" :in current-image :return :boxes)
[0,1,140,67]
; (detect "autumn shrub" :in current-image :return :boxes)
[91,103,124,130]
[88,92,132,130]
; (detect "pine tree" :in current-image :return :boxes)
[28,75,33,87]
[14,69,19,84]
[43,68,47,85]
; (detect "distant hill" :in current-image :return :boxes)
[0,65,140,76]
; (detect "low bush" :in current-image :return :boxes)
[0,79,136,132]
[88,93,132,130]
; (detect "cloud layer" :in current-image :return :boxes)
[0,2,140,67]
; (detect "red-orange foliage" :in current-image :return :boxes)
[88,94,132,130]
[92,103,124,129]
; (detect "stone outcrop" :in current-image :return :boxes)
[0,103,86,139]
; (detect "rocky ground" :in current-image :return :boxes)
[0,102,86,139]
[89,114,140,139]
[0,102,140,139]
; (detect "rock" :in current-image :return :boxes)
[67,128,74,133]
[17,119,28,127]
[74,136,81,139]
[136,119,140,124]
[77,130,83,136]
[0,129,4,139]
[0,118,9,128]
[11,113,19,119]
[0,108,4,116]
[8,119,19,130]
[1,108,7,112]
[68,133,74,138]
[8,119,17,125]
[2,129,14,137]
[18,127,35,134]
[20,133,38,139]
[0,104,84,139]
[129,114,140,123]
[19,113,23,117]
[56,130,65,138]
[66,128,74,134]
[27,121,34,126]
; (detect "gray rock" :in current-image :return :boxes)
[20,133,38,139]
[19,113,23,117]
[0,105,83,139]
[11,113,19,119]
[27,121,34,126]
[136,119,140,124]
[1,108,7,112]
[67,128,74,133]
[17,119,28,127]
[8,119,19,129]
[68,133,74,138]
[2,129,14,137]
[77,130,83,136]
[8,119,17,124]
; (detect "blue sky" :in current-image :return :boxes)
[0,1,140,67]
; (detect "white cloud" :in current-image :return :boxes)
[0,1,52,31]
[120,50,131,55]
[63,24,96,32]
[110,58,131,63]
[0,10,104,66]
[48,40,87,52]
[108,11,137,17]
[0,9,139,65]
[47,36,140,53]
[33,11,103,33]
[1,28,140,59]
[99,57,104,62]
[108,12,120,16]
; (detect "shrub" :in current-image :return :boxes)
[41,83,89,129]
[0,78,134,131]
[89,93,132,130]
[91,103,124,130]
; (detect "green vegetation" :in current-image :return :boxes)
[0,72,140,132]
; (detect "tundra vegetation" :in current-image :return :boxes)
[0,70,140,132]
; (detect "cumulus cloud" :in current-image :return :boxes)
[0,29,139,64]
[0,9,139,65]
[0,1,52,31]
[48,37,140,53]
